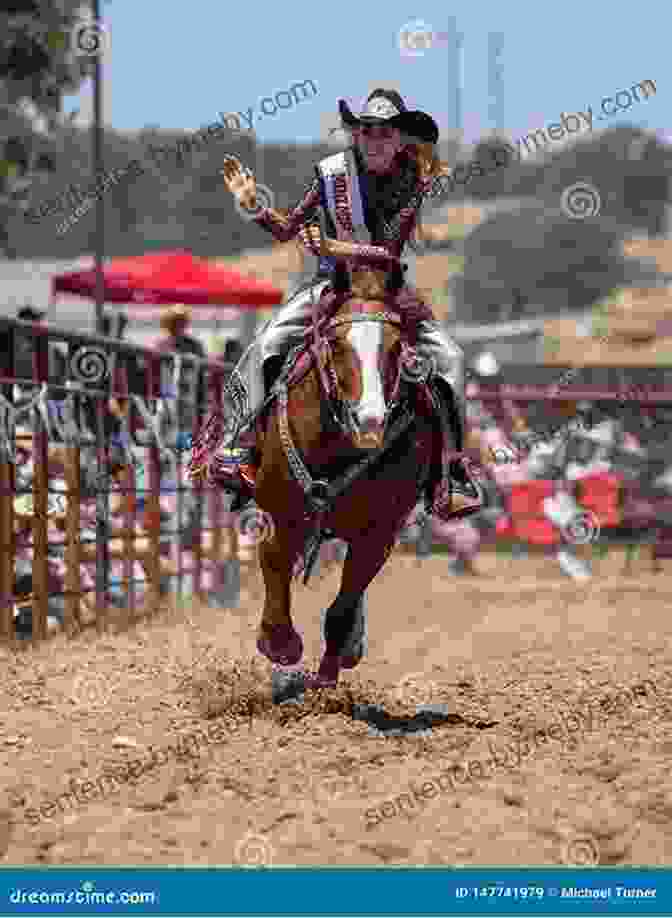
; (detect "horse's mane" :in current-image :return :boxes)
[317,281,433,343]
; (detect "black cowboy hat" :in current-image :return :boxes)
[17,304,45,321]
[338,88,439,145]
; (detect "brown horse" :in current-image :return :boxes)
[248,271,447,688]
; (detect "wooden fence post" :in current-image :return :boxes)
[31,332,50,645]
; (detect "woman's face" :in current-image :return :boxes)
[355,124,404,173]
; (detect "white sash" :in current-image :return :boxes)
[317,150,371,246]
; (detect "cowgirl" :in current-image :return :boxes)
[190,88,482,521]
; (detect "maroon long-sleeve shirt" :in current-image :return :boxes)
[252,149,434,281]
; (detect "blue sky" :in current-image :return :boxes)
[66,0,669,148]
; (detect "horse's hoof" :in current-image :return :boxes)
[271,669,306,704]
[256,624,303,665]
[335,596,368,669]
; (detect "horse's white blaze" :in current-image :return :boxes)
[347,321,386,430]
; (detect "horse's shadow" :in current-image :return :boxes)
[269,588,498,736]
[271,669,498,736]
[350,703,498,737]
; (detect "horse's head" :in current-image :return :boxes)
[319,275,404,451]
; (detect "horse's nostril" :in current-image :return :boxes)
[354,417,385,448]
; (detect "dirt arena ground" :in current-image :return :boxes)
[1,549,671,867]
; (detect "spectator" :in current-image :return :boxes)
[154,305,206,431]
[155,304,205,359]
[14,304,67,395]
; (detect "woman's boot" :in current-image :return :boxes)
[221,355,285,511]
[430,379,484,521]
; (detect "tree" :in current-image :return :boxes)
[1,0,89,255]
[454,200,630,322]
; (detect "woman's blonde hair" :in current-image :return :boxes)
[406,141,451,181]
[405,141,451,248]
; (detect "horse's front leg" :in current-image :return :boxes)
[256,522,304,665]
[311,534,393,688]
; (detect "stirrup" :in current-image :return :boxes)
[432,458,484,522]
[218,446,256,465]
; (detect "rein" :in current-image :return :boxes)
[275,307,420,583]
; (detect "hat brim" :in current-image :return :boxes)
[338,100,439,144]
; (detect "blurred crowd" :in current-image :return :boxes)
[400,395,672,579]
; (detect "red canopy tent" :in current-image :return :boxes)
[50,250,284,309]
